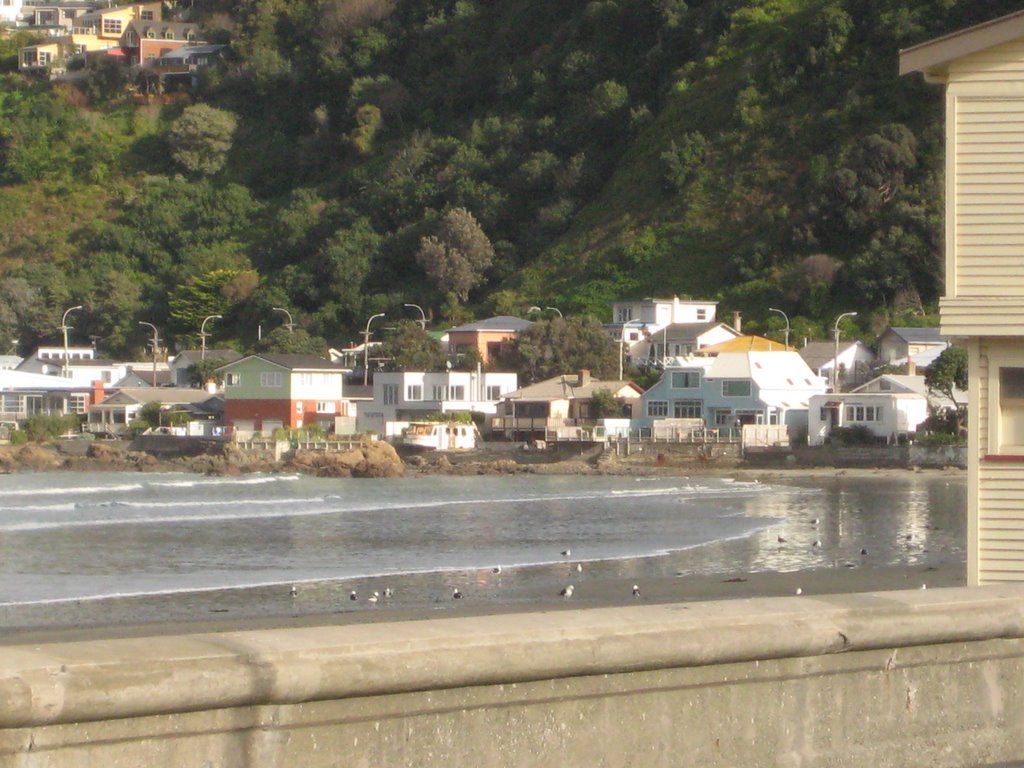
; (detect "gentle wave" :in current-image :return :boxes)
[146,474,302,488]
[1,483,144,497]
[0,484,783,532]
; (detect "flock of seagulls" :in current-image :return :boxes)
[289,521,935,607]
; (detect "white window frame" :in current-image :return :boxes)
[988,354,1024,455]
[260,371,283,388]
[316,401,336,414]
[225,372,241,387]
[295,402,303,414]
[406,384,423,401]
[432,385,448,401]
[486,385,502,400]
[102,17,122,34]
[449,385,465,401]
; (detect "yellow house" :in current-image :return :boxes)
[902,10,1024,584]
[19,1,163,71]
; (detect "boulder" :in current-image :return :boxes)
[15,444,63,470]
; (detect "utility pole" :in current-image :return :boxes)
[831,312,857,392]
[200,314,222,361]
[363,313,385,386]
[139,321,160,387]
[60,305,83,378]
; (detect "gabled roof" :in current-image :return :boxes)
[505,375,642,401]
[880,327,945,345]
[95,387,215,406]
[0,369,83,391]
[853,374,966,409]
[172,349,244,367]
[216,354,346,372]
[447,316,533,333]
[798,340,871,370]
[900,9,1024,78]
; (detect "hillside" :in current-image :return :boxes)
[0,0,1020,357]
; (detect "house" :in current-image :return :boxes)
[19,0,96,32]
[120,19,203,67]
[358,370,518,436]
[797,340,875,391]
[902,10,1024,585]
[0,0,27,26]
[876,326,949,372]
[0,368,86,421]
[169,349,244,388]
[86,386,222,436]
[19,1,162,72]
[16,348,128,389]
[493,370,643,440]
[696,335,793,355]
[640,351,827,440]
[218,354,350,438]
[604,296,735,365]
[446,316,533,365]
[0,355,23,370]
[807,373,967,447]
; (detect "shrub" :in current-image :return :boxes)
[828,425,878,445]
[25,414,82,442]
[10,430,28,445]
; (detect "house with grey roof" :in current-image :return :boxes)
[876,326,949,372]
[798,340,875,391]
[446,315,533,365]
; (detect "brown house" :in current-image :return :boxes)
[447,316,533,365]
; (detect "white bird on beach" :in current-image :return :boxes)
[452,587,463,600]
[795,587,803,596]
[812,540,822,548]
[368,591,379,604]
[560,585,574,598]
[575,563,583,573]
[349,590,358,601]
[492,566,502,574]
[632,584,641,598]
[561,549,572,557]
[290,585,298,597]
[383,587,394,598]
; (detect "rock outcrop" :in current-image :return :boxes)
[287,441,404,478]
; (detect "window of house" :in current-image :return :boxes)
[299,373,313,386]
[316,401,336,414]
[260,372,283,388]
[102,18,122,34]
[38,51,51,65]
[432,385,448,400]
[295,402,303,414]
[225,373,241,386]
[844,405,882,422]
[628,332,639,341]
[879,380,892,391]
[406,384,422,401]
[696,309,707,320]
[722,380,751,397]
[617,307,633,322]
[382,383,399,405]
[647,400,668,417]
[146,29,155,37]
[673,400,702,418]
[997,367,1024,453]
[449,385,465,401]
[671,371,699,389]
[186,30,196,41]
[714,409,733,426]
[486,385,502,400]
[141,10,154,19]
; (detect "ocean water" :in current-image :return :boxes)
[0,471,966,631]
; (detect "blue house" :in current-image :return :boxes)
[639,350,827,439]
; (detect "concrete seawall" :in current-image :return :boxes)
[3,586,1024,766]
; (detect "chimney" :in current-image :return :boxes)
[91,379,105,406]
[732,311,742,333]
[578,369,591,387]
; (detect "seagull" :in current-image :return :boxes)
[860,548,869,556]
[560,585,574,598]
[632,584,641,597]
[575,563,583,573]
[811,518,820,526]
[812,540,822,548]
[561,549,572,557]
[492,566,502,574]
[777,534,787,544]
[289,585,298,597]
[383,587,394,598]
[452,588,463,600]
[920,584,927,590]
[368,591,379,604]
[795,587,803,596]
[349,590,358,601]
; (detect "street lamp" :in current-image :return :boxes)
[139,321,160,387]
[60,305,83,378]
[273,307,295,333]
[831,311,858,392]
[200,314,222,361]
[363,312,385,386]
[545,306,563,318]
[768,307,790,349]
[403,303,426,330]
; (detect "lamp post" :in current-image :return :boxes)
[363,312,385,386]
[200,314,222,361]
[831,311,858,392]
[403,303,426,330]
[545,306,563,318]
[768,307,790,349]
[272,307,295,333]
[139,321,160,387]
[60,305,83,378]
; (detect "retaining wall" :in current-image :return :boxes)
[3,586,1024,766]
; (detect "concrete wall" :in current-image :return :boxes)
[5,587,1024,766]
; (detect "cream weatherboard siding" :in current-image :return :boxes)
[902,14,1024,585]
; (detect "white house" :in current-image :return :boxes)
[16,347,128,388]
[640,350,827,440]
[876,326,948,372]
[798,340,876,391]
[358,370,518,436]
[0,368,85,420]
[604,297,737,366]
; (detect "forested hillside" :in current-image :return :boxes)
[0,0,1019,358]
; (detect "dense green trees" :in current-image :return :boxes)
[2,0,1018,360]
